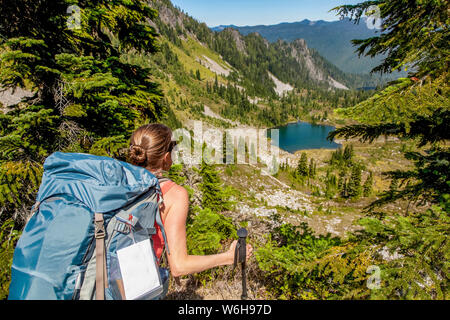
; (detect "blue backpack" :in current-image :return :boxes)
[8,152,170,300]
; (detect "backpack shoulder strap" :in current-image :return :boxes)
[158,177,176,195]
[94,213,107,300]
[158,177,171,184]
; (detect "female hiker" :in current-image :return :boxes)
[128,123,253,297]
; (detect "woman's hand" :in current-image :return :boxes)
[226,240,253,265]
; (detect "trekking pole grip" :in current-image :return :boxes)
[236,228,248,300]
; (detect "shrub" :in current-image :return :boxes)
[0,219,21,300]
[255,223,374,300]
[186,207,237,256]
[356,197,450,300]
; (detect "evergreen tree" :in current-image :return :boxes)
[237,136,246,163]
[389,177,399,195]
[199,158,231,213]
[334,0,448,79]
[223,132,235,165]
[325,169,338,199]
[308,158,316,178]
[347,165,362,199]
[329,0,450,208]
[0,0,164,227]
[186,208,237,256]
[213,74,219,92]
[363,171,374,197]
[343,145,354,163]
[330,148,342,166]
[326,1,450,299]
[337,169,345,191]
[297,152,308,177]
[340,178,349,198]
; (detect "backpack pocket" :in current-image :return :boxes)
[104,200,164,300]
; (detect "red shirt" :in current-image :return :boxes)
[152,180,176,262]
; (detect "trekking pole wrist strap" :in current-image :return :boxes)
[233,241,240,269]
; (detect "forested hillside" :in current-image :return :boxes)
[144,0,378,128]
[154,0,382,91]
[0,0,448,301]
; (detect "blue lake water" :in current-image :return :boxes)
[269,121,341,154]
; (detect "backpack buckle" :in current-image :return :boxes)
[95,224,106,239]
[95,213,106,239]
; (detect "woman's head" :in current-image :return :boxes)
[128,124,176,173]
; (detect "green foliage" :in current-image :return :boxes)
[356,197,450,299]
[258,195,449,300]
[195,69,202,81]
[0,0,165,229]
[89,135,128,160]
[0,37,52,89]
[330,108,450,149]
[0,107,59,162]
[324,169,339,199]
[256,223,374,299]
[368,146,450,210]
[325,1,450,300]
[168,163,187,185]
[332,110,449,208]
[0,161,43,226]
[0,1,168,298]
[335,77,449,125]
[56,52,163,137]
[326,145,369,200]
[186,208,237,256]
[0,219,21,300]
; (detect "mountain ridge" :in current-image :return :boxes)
[211,18,342,31]
[211,17,383,74]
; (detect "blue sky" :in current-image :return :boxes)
[170,0,361,27]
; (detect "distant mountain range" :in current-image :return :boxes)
[211,18,385,75]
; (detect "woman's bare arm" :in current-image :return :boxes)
[163,185,250,277]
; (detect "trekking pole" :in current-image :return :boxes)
[234,228,248,300]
